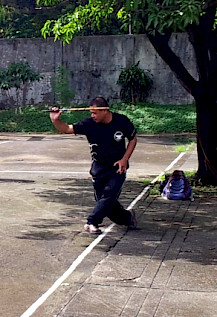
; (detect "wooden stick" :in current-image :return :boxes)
[43,107,109,112]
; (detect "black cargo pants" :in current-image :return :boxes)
[87,166,132,227]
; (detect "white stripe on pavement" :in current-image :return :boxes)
[19,152,186,317]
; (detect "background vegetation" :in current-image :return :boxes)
[0,103,196,134]
[35,0,217,185]
[0,0,125,39]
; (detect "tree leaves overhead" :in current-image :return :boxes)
[0,0,75,38]
[144,0,202,33]
[37,0,65,6]
[39,0,213,43]
[1,1,215,40]
[41,0,115,43]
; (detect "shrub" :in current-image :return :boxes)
[0,61,42,107]
[52,65,75,107]
[117,61,153,103]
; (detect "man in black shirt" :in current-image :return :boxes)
[50,97,137,234]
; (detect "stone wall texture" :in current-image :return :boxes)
[0,34,197,108]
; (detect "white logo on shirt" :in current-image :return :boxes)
[114,131,123,142]
[89,143,98,161]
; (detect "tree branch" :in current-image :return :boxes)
[187,5,217,96]
[146,32,197,96]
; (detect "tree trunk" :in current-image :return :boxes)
[188,6,217,185]
[146,29,217,185]
[194,91,217,184]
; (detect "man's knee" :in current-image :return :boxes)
[102,183,120,199]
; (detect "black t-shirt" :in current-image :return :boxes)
[73,112,136,170]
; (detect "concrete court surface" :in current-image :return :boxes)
[0,133,196,179]
[0,132,209,317]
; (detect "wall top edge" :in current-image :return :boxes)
[0,32,187,43]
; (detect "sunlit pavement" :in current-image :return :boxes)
[2,134,215,317]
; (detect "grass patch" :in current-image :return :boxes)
[174,142,195,153]
[0,102,196,133]
[113,102,196,133]
[0,105,88,133]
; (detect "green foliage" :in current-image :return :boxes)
[0,61,42,90]
[0,102,196,133]
[144,0,202,34]
[0,107,55,132]
[1,0,211,40]
[175,142,195,153]
[39,0,210,43]
[117,2,144,34]
[37,0,63,6]
[0,4,41,39]
[52,65,75,107]
[38,0,217,185]
[0,1,213,40]
[116,0,204,34]
[0,10,40,38]
[117,62,153,103]
[41,0,115,43]
[0,105,88,132]
[0,5,14,23]
[112,102,196,133]
[0,2,72,39]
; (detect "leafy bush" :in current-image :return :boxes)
[0,61,42,90]
[0,61,42,107]
[117,62,153,103]
[52,65,75,107]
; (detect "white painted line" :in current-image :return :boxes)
[20,225,114,317]
[151,152,186,183]
[19,187,148,317]
[19,152,186,317]
[127,186,150,210]
[164,152,185,172]
[0,141,11,145]
[127,153,186,211]
[0,153,185,176]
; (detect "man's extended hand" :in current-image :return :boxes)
[114,158,128,174]
[49,107,62,122]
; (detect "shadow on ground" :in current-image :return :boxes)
[0,178,35,183]
[16,177,217,266]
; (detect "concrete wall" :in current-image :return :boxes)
[0,38,61,108]
[0,34,197,108]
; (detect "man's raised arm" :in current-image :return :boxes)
[50,107,74,134]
